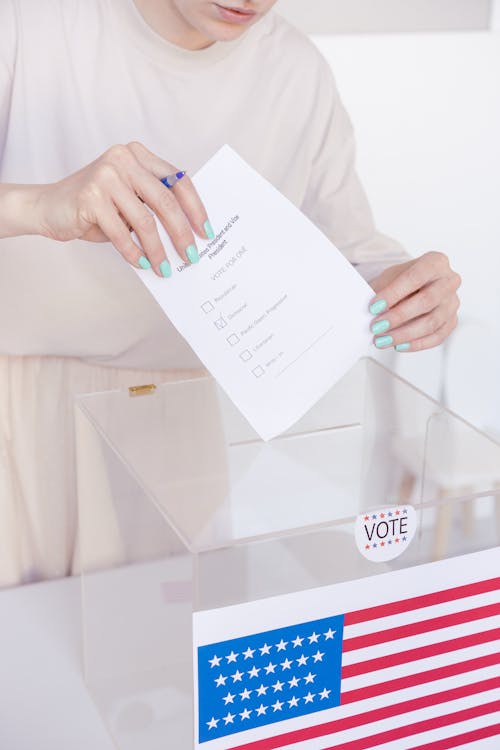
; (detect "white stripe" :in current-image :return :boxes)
[341,618,499,667]
[343,589,499,639]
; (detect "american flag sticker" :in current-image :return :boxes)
[193,547,500,749]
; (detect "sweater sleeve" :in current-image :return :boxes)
[301,57,410,273]
[0,0,17,161]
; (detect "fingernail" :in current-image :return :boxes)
[159,259,172,278]
[138,256,151,270]
[395,342,411,352]
[204,220,215,241]
[375,335,394,349]
[369,299,388,316]
[371,319,390,335]
[186,244,199,264]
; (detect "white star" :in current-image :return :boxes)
[248,666,260,679]
[256,703,268,716]
[280,658,293,671]
[206,717,219,730]
[304,692,315,704]
[319,688,331,700]
[292,635,304,648]
[275,639,288,652]
[312,650,325,663]
[304,672,316,685]
[226,650,239,664]
[272,699,284,712]
[222,691,235,705]
[264,661,277,674]
[272,679,284,692]
[256,683,268,696]
[308,632,320,644]
[239,688,252,701]
[324,628,335,640]
[231,670,244,683]
[223,711,235,725]
[288,675,300,689]
[242,646,255,660]
[215,674,227,687]
[259,643,271,656]
[209,654,221,668]
[288,695,299,708]
[296,654,308,667]
[239,708,252,721]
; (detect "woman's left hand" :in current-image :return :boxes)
[368,251,461,352]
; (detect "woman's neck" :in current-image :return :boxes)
[133,0,213,50]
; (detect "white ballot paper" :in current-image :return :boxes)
[134,146,373,440]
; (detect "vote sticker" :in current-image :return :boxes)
[355,505,416,561]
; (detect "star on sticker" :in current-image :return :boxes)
[380,541,385,547]
[364,515,369,521]
[308,632,320,644]
[256,704,268,716]
[231,670,244,682]
[372,514,377,519]
[207,717,219,730]
[222,691,235,705]
[395,538,400,543]
[248,666,260,679]
[292,635,304,648]
[288,675,300,688]
[388,539,392,544]
[365,544,370,550]
[280,658,293,670]
[259,643,271,656]
[242,646,255,660]
[380,512,385,518]
[403,535,407,541]
[312,650,324,662]
[304,672,316,685]
[209,654,221,668]
[403,508,408,514]
[388,511,393,517]
[303,692,315,704]
[275,639,288,651]
[215,674,227,687]
[256,684,269,696]
[223,712,235,725]
[226,651,238,664]
[319,688,331,700]
[239,688,252,701]
[395,510,400,515]
[372,543,377,548]
[296,654,309,667]
[288,695,299,708]
[324,628,335,640]
[272,699,284,712]
[264,661,277,674]
[272,679,284,692]
[239,708,252,721]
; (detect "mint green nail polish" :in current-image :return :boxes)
[159,259,172,278]
[204,220,215,240]
[369,299,388,316]
[138,256,151,270]
[375,335,394,349]
[371,319,390,335]
[186,244,199,264]
[396,342,411,352]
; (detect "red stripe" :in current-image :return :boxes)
[409,722,500,749]
[342,627,500,679]
[341,651,500,704]
[343,602,500,652]
[344,577,500,626]
[321,700,500,750]
[229,677,500,750]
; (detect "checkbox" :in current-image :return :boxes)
[201,301,214,314]
[240,349,252,362]
[252,365,265,378]
[214,315,227,330]
[226,333,240,346]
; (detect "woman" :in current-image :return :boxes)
[0,0,460,586]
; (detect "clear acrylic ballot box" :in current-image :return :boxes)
[75,358,500,750]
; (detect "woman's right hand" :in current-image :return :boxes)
[34,141,213,276]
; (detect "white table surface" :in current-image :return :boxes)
[0,575,114,750]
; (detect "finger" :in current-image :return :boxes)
[369,252,452,315]
[370,277,459,333]
[94,202,149,268]
[373,297,459,350]
[112,183,171,277]
[127,141,212,240]
[391,316,458,354]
